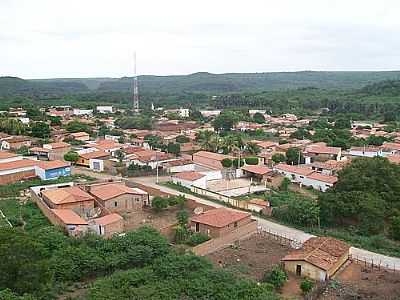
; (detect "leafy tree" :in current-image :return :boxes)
[221,158,233,168]
[286,147,304,165]
[30,122,50,138]
[390,216,400,240]
[246,142,261,155]
[245,157,259,165]
[48,116,62,126]
[290,128,311,140]
[320,157,400,235]
[118,135,125,144]
[115,116,152,130]
[212,111,239,132]
[272,153,286,164]
[114,150,125,162]
[262,266,287,289]
[66,120,92,134]
[366,135,389,146]
[279,177,290,191]
[16,146,30,156]
[152,196,169,212]
[176,210,189,227]
[273,194,319,226]
[63,151,79,164]
[0,229,51,296]
[167,143,180,156]
[253,112,265,124]
[334,117,351,129]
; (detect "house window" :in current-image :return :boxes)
[234,222,238,228]
[300,176,304,179]
[114,201,118,207]
[195,222,199,232]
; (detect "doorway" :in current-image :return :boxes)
[296,265,302,276]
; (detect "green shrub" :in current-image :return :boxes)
[152,196,169,212]
[245,157,259,165]
[221,158,233,168]
[300,278,314,294]
[262,266,287,289]
[232,158,245,168]
[186,233,210,246]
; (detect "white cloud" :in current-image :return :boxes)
[1,0,400,78]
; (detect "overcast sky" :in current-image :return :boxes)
[2,0,400,78]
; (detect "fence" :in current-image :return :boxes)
[256,226,303,249]
[349,254,399,273]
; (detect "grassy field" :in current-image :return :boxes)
[0,198,50,231]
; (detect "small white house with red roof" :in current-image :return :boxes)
[172,171,207,189]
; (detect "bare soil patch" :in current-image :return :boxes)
[320,262,400,300]
[206,233,291,281]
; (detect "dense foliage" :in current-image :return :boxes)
[319,157,400,236]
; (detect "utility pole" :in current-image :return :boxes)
[156,151,159,184]
[133,51,139,112]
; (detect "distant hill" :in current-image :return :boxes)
[0,76,89,97]
[3,71,400,97]
[96,71,400,94]
[360,80,400,96]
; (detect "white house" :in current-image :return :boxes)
[300,172,338,192]
[73,109,93,116]
[172,171,207,189]
[199,110,221,117]
[274,163,314,184]
[349,146,382,158]
[163,159,196,173]
[97,106,114,114]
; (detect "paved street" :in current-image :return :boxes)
[72,167,400,271]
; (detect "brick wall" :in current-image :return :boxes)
[0,170,36,185]
[31,191,65,227]
[191,220,257,256]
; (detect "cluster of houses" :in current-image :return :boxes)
[30,180,149,238]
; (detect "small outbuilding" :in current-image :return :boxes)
[282,237,350,281]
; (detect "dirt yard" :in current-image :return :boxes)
[320,262,400,300]
[206,233,291,280]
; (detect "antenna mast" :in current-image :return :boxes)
[133,51,139,112]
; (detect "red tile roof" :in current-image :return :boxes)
[282,237,350,271]
[306,145,341,155]
[44,142,70,149]
[89,182,147,200]
[193,151,233,161]
[0,159,37,171]
[174,171,205,181]
[52,209,88,225]
[93,213,123,225]
[274,163,314,176]
[191,208,250,228]
[0,151,18,159]
[42,186,94,205]
[242,165,273,175]
[307,172,338,184]
[80,150,109,160]
[36,160,70,170]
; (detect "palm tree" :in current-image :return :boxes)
[246,142,261,155]
[197,130,219,152]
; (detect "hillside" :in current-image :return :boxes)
[3,71,400,97]
[0,76,89,97]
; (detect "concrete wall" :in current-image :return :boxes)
[168,164,195,173]
[191,221,257,256]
